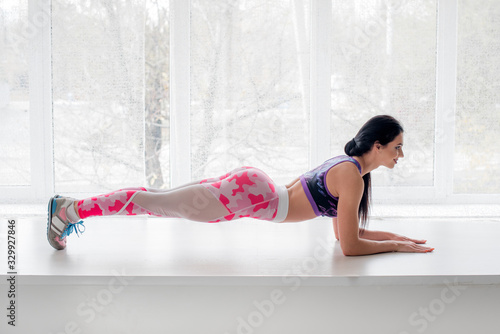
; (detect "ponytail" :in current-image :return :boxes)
[343,115,403,232]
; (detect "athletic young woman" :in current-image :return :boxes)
[47,115,434,256]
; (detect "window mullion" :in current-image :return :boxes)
[30,0,54,201]
[169,0,191,187]
[434,0,458,201]
[310,0,332,168]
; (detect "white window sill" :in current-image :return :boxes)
[1,214,499,287]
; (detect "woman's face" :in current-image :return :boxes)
[379,132,404,169]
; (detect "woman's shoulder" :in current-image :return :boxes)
[325,155,361,173]
[330,159,362,178]
[326,157,364,194]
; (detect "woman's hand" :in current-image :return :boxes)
[392,233,428,244]
[395,240,434,253]
[391,233,433,252]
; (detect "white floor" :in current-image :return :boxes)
[1,215,500,333]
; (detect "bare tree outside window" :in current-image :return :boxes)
[330,0,437,188]
[3,0,498,201]
[52,0,170,192]
[455,0,500,194]
[144,0,170,188]
[0,1,31,186]
[190,0,310,184]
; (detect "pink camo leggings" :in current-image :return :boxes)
[198,166,280,222]
[77,187,155,219]
[76,167,281,223]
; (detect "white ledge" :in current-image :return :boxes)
[1,216,500,287]
[7,274,500,288]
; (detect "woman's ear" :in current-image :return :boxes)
[374,140,382,150]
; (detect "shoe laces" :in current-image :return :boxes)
[61,220,86,239]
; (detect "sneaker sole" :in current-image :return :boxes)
[47,194,63,250]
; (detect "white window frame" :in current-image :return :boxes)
[1,0,53,203]
[2,0,499,205]
[169,0,191,188]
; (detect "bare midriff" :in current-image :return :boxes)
[283,179,317,222]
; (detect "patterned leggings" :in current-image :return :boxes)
[77,167,288,223]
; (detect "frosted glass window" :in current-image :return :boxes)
[190,0,310,185]
[330,0,437,187]
[0,1,31,186]
[52,0,170,192]
[454,0,500,194]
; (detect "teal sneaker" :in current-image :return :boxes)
[47,195,85,250]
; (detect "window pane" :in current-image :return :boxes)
[190,0,310,184]
[455,0,500,194]
[0,1,31,186]
[330,0,437,187]
[52,0,170,192]
[144,1,170,188]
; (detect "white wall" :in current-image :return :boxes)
[2,282,498,334]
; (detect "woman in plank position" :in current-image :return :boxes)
[47,115,433,255]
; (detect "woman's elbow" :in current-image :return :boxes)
[340,241,360,256]
[341,247,357,256]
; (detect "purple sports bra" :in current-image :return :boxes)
[299,155,362,217]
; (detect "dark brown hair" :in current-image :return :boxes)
[344,115,404,232]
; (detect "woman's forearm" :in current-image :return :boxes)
[341,238,398,256]
[358,229,395,241]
